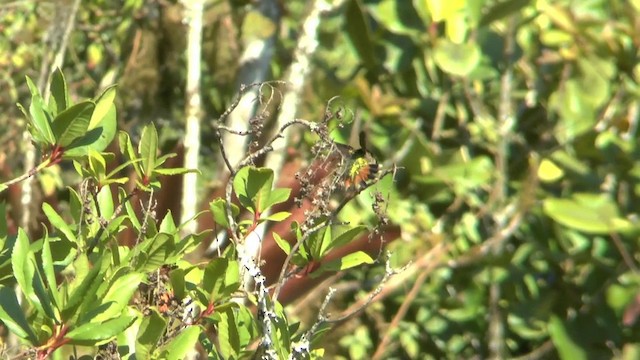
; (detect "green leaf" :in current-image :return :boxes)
[97,185,115,220]
[209,199,240,228]
[41,234,61,311]
[170,268,186,301]
[173,229,210,262]
[123,188,142,230]
[135,308,167,359]
[262,188,291,211]
[134,233,173,273]
[0,251,12,285]
[62,255,104,322]
[42,202,77,243]
[272,232,290,255]
[242,10,277,40]
[224,260,240,296]
[83,104,116,154]
[157,326,200,360]
[89,85,116,129]
[548,316,587,360]
[369,0,423,35]
[538,158,564,183]
[314,226,332,259]
[326,225,367,254]
[344,0,376,70]
[25,76,55,145]
[159,211,177,234]
[87,149,107,178]
[233,166,274,213]
[155,153,176,167]
[210,198,230,228]
[426,0,464,22]
[139,123,159,179]
[433,40,481,77]
[418,155,494,193]
[49,68,69,115]
[262,211,291,222]
[217,307,241,359]
[0,285,38,344]
[118,131,142,178]
[12,230,38,310]
[105,158,142,181]
[271,302,291,359]
[66,313,137,343]
[90,272,144,323]
[543,194,634,234]
[29,255,59,321]
[68,187,83,223]
[153,167,200,176]
[51,101,95,148]
[312,251,374,278]
[479,0,531,26]
[202,258,229,301]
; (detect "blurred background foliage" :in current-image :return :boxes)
[2,0,640,358]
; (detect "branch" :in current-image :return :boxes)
[488,18,518,359]
[180,0,204,236]
[218,0,281,172]
[0,160,49,193]
[371,267,430,360]
[244,0,345,298]
[290,253,403,358]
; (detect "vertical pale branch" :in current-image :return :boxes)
[488,17,517,360]
[219,0,280,171]
[262,0,336,177]
[244,0,339,285]
[223,0,280,294]
[180,0,204,236]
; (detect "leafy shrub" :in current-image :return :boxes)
[0,71,391,359]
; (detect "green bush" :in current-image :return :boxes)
[0,71,389,359]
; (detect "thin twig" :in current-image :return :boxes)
[487,16,517,360]
[430,91,450,149]
[510,340,555,360]
[215,127,236,175]
[0,163,45,191]
[371,268,430,360]
[609,231,639,273]
[215,124,252,136]
[289,253,402,357]
[332,242,448,327]
[324,254,402,325]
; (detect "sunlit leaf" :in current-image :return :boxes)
[51,101,94,148]
[543,194,635,234]
[433,40,481,76]
[312,251,374,277]
[49,68,69,115]
[0,285,38,344]
[273,232,291,255]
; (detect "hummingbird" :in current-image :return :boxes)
[333,131,379,190]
